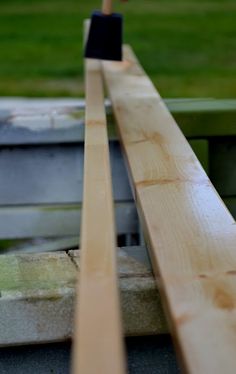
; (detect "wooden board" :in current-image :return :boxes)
[0,202,137,240]
[0,247,167,347]
[72,59,126,373]
[103,46,236,374]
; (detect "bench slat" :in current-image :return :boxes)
[0,247,167,347]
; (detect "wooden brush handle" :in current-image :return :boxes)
[102,0,112,15]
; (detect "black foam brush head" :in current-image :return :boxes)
[85,11,123,61]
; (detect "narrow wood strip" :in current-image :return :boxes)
[103,46,236,374]
[72,59,126,373]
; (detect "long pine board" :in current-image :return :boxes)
[103,46,236,373]
[72,59,125,374]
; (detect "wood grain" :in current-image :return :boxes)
[72,58,126,374]
[102,46,236,374]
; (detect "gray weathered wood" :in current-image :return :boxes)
[0,237,79,254]
[0,142,132,205]
[0,98,236,145]
[0,203,138,239]
[0,246,167,347]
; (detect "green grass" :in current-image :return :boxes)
[0,0,236,97]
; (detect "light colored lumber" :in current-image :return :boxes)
[72,59,126,374]
[0,247,167,347]
[103,46,236,374]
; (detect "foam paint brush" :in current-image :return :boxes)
[85,0,125,61]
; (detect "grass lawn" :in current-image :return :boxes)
[0,0,236,98]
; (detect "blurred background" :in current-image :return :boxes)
[0,0,236,98]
